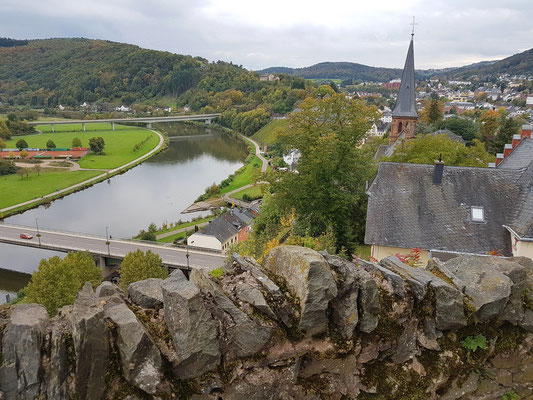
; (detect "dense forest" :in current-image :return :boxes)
[0,38,310,115]
[450,48,533,78]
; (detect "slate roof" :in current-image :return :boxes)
[365,162,521,256]
[392,38,418,118]
[197,208,256,243]
[497,138,533,170]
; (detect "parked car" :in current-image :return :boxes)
[19,233,33,239]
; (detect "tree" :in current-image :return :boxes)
[33,164,41,176]
[479,110,500,153]
[46,139,56,149]
[88,136,105,154]
[421,94,443,124]
[25,251,102,316]
[0,159,17,176]
[383,134,493,167]
[0,121,10,140]
[72,137,82,147]
[16,139,28,150]
[19,150,28,159]
[269,93,378,255]
[493,116,521,153]
[118,249,168,291]
[437,116,478,142]
[0,138,5,150]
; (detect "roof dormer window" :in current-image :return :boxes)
[471,206,485,223]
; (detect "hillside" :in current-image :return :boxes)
[451,47,533,78]
[0,38,257,107]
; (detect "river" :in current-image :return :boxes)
[0,124,248,302]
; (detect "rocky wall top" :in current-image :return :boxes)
[0,245,532,400]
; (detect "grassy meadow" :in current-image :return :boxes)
[252,119,288,146]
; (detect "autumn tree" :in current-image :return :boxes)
[266,93,378,255]
[118,249,168,291]
[25,251,102,315]
[421,93,443,124]
[0,138,6,150]
[479,110,500,153]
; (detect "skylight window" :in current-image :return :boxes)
[471,207,485,222]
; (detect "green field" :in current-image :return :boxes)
[355,244,371,261]
[4,123,159,170]
[153,216,214,236]
[157,231,187,243]
[0,170,101,209]
[252,119,288,146]
[231,184,267,200]
[219,155,261,195]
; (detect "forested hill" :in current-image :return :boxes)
[0,38,262,107]
[450,48,533,78]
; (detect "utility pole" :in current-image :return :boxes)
[105,226,110,256]
[35,218,41,246]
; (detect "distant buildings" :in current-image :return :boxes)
[259,73,279,82]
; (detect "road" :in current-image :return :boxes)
[0,224,225,270]
[241,134,269,172]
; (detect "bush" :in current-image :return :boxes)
[89,136,105,154]
[16,139,28,150]
[46,139,56,149]
[118,249,168,291]
[0,159,18,175]
[72,137,82,147]
[25,251,102,316]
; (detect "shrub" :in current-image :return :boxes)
[0,159,18,175]
[72,137,82,147]
[46,139,56,149]
[25,251,102,316]
[15,139,28,150]
[118,249,168,291]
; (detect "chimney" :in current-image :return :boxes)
[495,153,504,166]
[512,134,522,149]
[503,143,513,157]
[433,156,444,185]
[522,124,532,139]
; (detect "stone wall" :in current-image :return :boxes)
[0,245,532,399]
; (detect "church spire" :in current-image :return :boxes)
[392,35,417,118]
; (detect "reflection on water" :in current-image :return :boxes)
[0,268,31,304]
[0,124,247,287]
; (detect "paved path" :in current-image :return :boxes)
[241,134,269,172]
[0,223,225,270]
[156,221,210,240]
[1,129,164,214]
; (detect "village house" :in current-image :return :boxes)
[187,208,256,252]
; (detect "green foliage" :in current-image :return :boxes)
[136,222,158,241]
[0,121,10,140]
[461,334,488,352]
[118,249,168,291]
[437,116,478,142]
[503,391,521,400]
[15,138,28,150]
[256,94,378,255]
[0,158,18,175]
[88,136,105,154]
[46,139,56,149]
[25,251,102,316]
[210,267,223,278]
[230,108,270,136]
[252,119,289,146]
[72,137,82,147]
[383,135,493,167]
[493,115,522,154]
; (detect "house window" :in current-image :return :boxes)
[471,206,485,222]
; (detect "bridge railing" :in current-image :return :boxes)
[0,222,109,240]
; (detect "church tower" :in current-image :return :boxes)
[389,32,417,145]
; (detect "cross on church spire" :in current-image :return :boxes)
[410,16,417,37]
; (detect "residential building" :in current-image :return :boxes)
[187,208,256,252]
[259,73,279,82]
[365,124,533,262]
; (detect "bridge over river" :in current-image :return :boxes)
[0,223,225,273]
[28,114,221,132]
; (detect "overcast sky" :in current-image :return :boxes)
[1,0,532,71]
